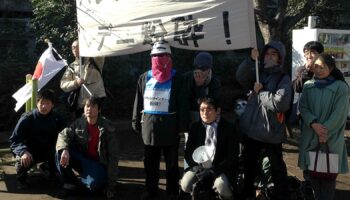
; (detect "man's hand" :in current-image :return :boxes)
[196,168,215,190]
[60,149,70,168]
[251,48,259,61]
[75,78,85,86]
[196,168,215,181]
[21,151,33,168]
[254,82,263,93]
[311,123,328,143]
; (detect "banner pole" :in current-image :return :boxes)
[25,74,32,112]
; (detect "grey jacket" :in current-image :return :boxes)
[236,41,292,144]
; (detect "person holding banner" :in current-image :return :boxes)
[56,96,119,199]
[180,97,239,200]
[298,53,349,200]
[235,41,292,200]
[60,40,106,118]
[9,89,66,189]
[132,41,185,200]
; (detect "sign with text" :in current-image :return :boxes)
[77,0,256,56]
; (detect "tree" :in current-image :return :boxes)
[30,0,77,59]
[253,0,345,43]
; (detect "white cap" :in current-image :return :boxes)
[150,41,171,55]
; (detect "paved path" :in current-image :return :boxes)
[0,120,349,199]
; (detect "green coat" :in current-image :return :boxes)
[298,79,349,174]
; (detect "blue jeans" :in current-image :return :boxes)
[56,148,108,191]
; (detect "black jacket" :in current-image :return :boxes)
[132,70,186,146]
[184,118,239,178]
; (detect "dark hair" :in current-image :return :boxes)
[37,89,55,104]
[84,96,103,110]
[303,41,324,54]
[197,97,220,111]
[314,53,345,82]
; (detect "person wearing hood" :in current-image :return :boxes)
[235,41,292,200]
[132,41,185,200]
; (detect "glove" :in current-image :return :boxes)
[191,165,203,173]
[196,168,215,190]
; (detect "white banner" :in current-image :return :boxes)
[77,0,256,57]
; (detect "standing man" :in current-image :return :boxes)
[9,89,66,189]
[56,96,119,199]
[236,41,292,200]
[132,41,185,200]
[60,40,106,118]
[290,41,324,124]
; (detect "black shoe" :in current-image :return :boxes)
[16,180,26,190]
[140,191,157,200]
[56,187,75,199]
[168,194,178,200]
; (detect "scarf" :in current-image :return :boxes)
[202,117,219,161]
[314,76,336,88]
[151,56,173,83]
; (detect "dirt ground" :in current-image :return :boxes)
[0,119,349,200]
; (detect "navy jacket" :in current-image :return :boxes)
[9,109,66,156]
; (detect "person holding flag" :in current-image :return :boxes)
[60,40,106,118]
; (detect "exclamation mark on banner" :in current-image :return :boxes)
[223,11,231,45]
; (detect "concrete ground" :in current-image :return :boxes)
[0,120,349,200]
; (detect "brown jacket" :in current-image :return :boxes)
[60,57,106,109]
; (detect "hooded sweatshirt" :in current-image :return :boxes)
[235,41,292,144]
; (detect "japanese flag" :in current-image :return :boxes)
[12,44,66,111]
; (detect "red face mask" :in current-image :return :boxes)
[151,55,173,83]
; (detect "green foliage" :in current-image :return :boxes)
[30,0,77,60]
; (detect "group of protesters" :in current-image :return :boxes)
[8,39,349,200]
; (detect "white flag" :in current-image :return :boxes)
[12,45,66,112]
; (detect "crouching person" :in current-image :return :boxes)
[55,96,119,199]
[180,97,239,199]
[9,89,66,189]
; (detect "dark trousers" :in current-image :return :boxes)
[55,148,108,191]
[15,147,56,183]
[144,144,179,195]
[242,137,290,200]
